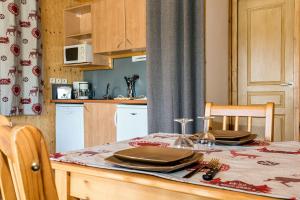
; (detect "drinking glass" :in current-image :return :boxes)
[174,118,194,149]
[197,116,216,147]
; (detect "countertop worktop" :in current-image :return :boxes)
[50,99,147,105]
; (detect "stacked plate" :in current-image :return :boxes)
[105,146,203,172]
[190,130,257,145]
[211,130,257,145]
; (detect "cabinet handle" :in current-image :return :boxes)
[114,111,118,126]
[126,38,133,46]
[130,113,138,116]
[280,82,293,87]
[117,41,123,48]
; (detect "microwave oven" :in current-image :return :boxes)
[64,44,93,64]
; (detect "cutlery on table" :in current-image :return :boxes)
[202,161,221,181]
[183,158,219,178]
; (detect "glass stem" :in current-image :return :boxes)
[182,122,186,137]
[204,119,209,133]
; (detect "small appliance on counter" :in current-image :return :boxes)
[64,43,93,64]
[73,81,92,99]
[52,84,73,100]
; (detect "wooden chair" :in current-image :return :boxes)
[0,115,11,126]
[0,116,58,200]
[204,102,275,141]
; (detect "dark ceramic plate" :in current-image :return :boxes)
[105,153,203,172]
[215,134,257,145]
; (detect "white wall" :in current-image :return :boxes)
[205,0,229,104]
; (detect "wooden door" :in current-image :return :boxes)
[237,0,295,141]
[125,0,146,49]
[92,0,126,53]
[84,103,116,147]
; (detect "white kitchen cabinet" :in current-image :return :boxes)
[56,104,84,152]
[116,105,148,141]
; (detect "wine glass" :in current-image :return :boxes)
[174,118,194,149]
[197,116,216,147]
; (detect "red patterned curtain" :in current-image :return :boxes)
[0,0,43,116]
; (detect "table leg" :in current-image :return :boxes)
[55,169,78,200]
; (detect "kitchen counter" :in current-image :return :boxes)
[50,99,147,105]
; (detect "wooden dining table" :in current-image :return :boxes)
[50,133,300,200]
[52,161,275,200]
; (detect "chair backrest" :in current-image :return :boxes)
[0,115,11,126]
[0,116,16,200]
[0,116,58,200]
[204,102,275,141]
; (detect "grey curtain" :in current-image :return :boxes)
[147,0,205,134]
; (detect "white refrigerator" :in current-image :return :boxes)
[56,104,84,152]
[116,105,148,141]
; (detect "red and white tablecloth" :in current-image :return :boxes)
[51,133,300,199]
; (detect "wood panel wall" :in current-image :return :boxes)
[9,0,86,153]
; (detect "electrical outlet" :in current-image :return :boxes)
[61,79,67,84]
[50,78,56,84]
[56,78,62,84]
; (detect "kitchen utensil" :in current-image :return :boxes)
[183,162,206,178]
[215,134,257,145]
[114,147,194,164]
[102,83,112,99]
[203,160,221,181]
[174,118,194,149]
[105,152,203,173]
[183,158,219,178]
[124,74,139,98]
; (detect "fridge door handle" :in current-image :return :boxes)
[114,111,118,127]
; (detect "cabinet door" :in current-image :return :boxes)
[125,0,146,49]
[84,103,117,147]
[92,0,126,53]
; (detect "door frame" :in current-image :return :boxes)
[228,0,300,141]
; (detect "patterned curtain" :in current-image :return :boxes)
[0,0,43,116]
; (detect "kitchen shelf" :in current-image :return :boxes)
[63,3,112,68]
[64,3,92,41]
[63,62,112,71]
[62,51,146,71]
[64,3,91,14]
[65,32,92,40]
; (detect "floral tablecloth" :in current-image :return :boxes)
[51,133,300,199]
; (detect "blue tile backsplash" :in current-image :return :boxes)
[83,57,147,99]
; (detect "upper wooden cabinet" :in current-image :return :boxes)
[64,3,92,45]
[125,0,146,50]
[63,3,112,70]
[92,0,146,54]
